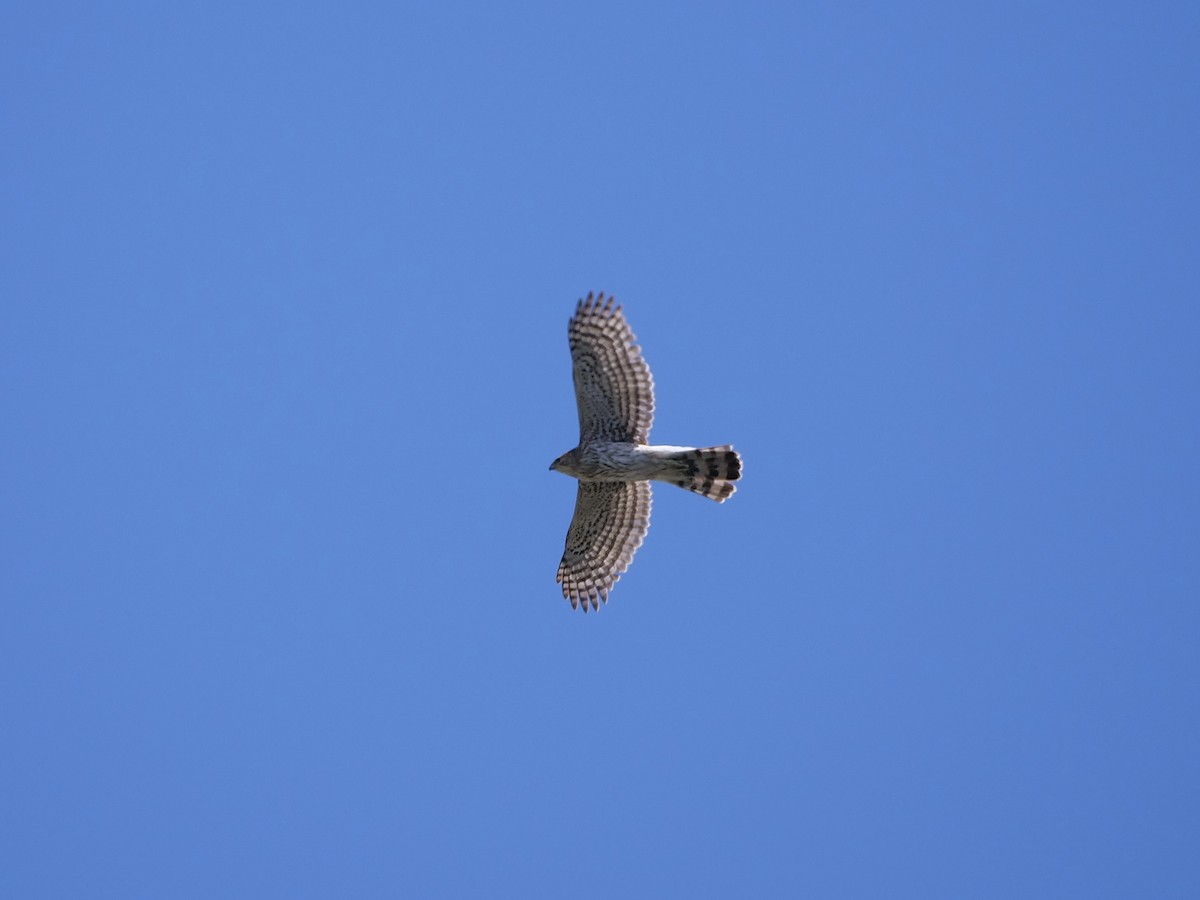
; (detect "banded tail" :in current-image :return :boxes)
[670,445,743,502]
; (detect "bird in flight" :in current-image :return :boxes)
[550,293,742,612]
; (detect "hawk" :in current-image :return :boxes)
[550,293,742,611]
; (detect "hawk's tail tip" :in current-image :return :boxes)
[673,445,742,502]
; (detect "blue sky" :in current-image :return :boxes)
[3,2,1198,897]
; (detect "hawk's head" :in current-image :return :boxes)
[549,448,581,475]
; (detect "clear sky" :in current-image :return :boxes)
[3,2,1198,897]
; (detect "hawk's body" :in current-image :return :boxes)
[550,293,742,611]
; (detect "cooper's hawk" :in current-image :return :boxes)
[550,293,742,611]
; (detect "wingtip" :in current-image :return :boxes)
[577,291,620,317]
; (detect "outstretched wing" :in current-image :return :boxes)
[568,293,655,444]
[556,481,652,612]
